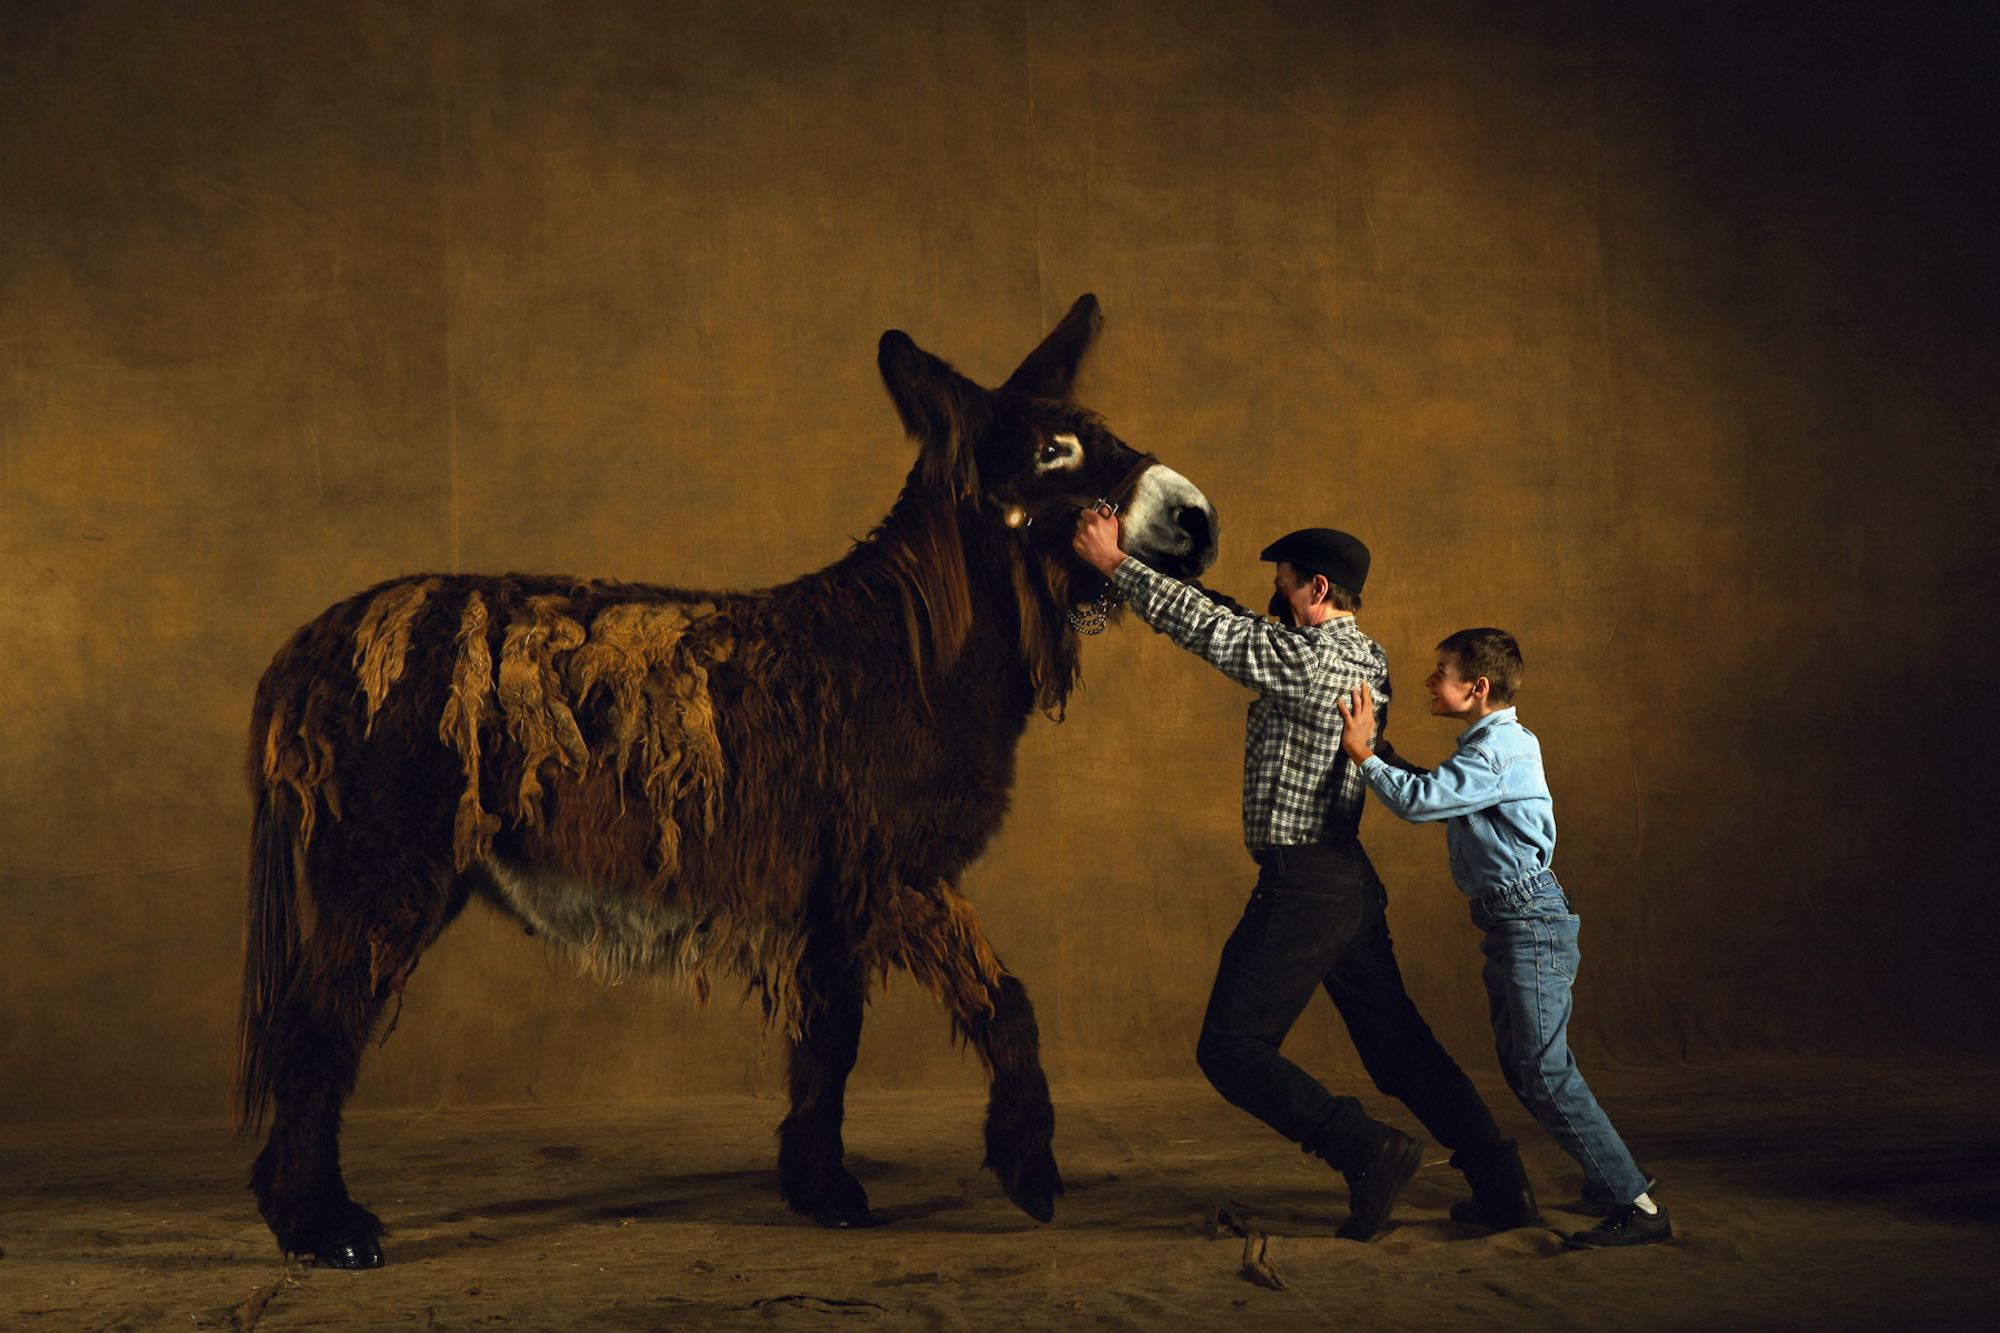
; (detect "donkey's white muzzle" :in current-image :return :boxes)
[1121,465,1219,579]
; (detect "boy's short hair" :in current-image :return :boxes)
[1291,566,1362,612]
[1437,628,1522,703]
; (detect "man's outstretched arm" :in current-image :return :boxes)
[1073,508,1317,698]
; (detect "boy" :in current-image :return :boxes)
[1335,629,1670,1248]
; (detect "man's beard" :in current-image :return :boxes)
[1268,591,1297,627]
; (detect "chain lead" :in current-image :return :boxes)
[1065,589,1120,635]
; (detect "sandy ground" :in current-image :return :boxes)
[3,1058,1997,1330]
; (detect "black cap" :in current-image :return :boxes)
[1258,528,1370,592]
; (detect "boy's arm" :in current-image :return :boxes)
[1337,686,1496,818]
[1359,743,1504,823]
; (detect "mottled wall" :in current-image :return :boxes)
[3,0,1992,1121]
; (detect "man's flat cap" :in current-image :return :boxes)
[1258,528,1370,592]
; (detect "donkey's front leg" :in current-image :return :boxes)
[867,881,1061,1222]
[958,971,1062,1222]
[777,944,879,1228]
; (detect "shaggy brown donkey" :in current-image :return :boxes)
[234,295,1219,1267]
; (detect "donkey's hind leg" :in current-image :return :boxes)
[250,856,456,1267]
[777,937,879,1228]
[867,882,1062,1223]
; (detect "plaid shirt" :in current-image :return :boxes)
[1113,558,1391,850]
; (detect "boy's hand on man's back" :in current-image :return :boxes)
[1337,684,1377,763]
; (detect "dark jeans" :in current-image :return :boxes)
[1195,839,1505,1171]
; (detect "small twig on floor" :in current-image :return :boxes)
[232,1267,305,1331]
[747,1294,888,1316]
[1241,1231,1289,1291]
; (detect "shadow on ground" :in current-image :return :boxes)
[3,1060,1998,1330]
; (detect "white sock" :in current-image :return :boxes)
[1632,1192,1658,1215]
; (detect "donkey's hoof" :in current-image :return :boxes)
[319,1236,385,1269]
[1008,1176,1059,1224]
[812,1201,886,1229]
[1001,1149,1063,1224]
[282,1200,384,1269]
[785,1168,881,1229]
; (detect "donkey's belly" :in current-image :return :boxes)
[483,857,709,977]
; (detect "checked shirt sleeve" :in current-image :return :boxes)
[1112,558,1317,699]
[1360,746,1502,823]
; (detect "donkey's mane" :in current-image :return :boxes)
[822,438,1085,720]
[835,472,976,701]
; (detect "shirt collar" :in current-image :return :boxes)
[1456,707,1516,747]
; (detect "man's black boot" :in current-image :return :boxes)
[1446,1138,1543,1230]
[1334,1123,1424,1242]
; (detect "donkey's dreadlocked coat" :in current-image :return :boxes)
[234,295,1219,1267]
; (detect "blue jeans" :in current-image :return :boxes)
[1195,840,1506,1170]
[1471,870,1649,1204]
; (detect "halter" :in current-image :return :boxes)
[986,452,1159,635]
[988,452,1158,533]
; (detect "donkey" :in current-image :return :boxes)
[234,294,1219,1267]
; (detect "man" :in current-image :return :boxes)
[1072,514,1533,1241]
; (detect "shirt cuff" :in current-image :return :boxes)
[1359,755,1388,778]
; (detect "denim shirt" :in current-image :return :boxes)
[1357,708,1556,898]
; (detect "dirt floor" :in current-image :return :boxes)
[3,1058,1997,1330]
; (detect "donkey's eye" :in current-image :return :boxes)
[1035,432,1084,472]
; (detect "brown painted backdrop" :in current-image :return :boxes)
[3,1,1993,1122]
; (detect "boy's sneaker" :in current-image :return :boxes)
[1564,1201,1672,1249]
[1335,1125,1424,1242]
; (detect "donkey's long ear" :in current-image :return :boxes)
[1000,293,1103,401]
[879,330,992,492]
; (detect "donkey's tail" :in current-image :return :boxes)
[233,785,299,1136]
